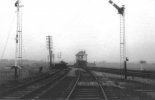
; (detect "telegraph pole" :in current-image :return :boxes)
[46,36,53,69]
[109,0,128,79]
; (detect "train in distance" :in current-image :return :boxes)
[53,50,87,69]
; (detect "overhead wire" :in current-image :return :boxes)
[0,14,16,59]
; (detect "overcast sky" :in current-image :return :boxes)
[0,0,155,63]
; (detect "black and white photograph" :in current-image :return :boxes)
[0,0,155,100]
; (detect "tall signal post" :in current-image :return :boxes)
[46,36,53,69]
[109,0,128,79]
[14,0,23,78]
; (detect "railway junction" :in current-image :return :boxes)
[0,0,155,100]
[0,67,155,100]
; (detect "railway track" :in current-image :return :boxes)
[0,70,58,94]
[37,70,79,99]
[66,69,107,100]
[88,67,155,79]
[93,71,155,100]
[0,69,69,100]
[1,68,153,100]
[65,69,138,100]
[63,68,155,100]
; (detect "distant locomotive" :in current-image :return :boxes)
[54,61,68,69]
[75,51,87,68]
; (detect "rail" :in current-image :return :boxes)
[66,69,108,100]
[21,69,69,99]
[94,74,108,100]
[66,70,80,100]
[0,69,67,99]
[87,69,108,100]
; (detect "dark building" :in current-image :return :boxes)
[75,51,87,68]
